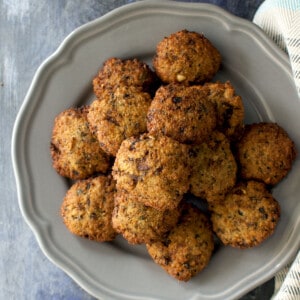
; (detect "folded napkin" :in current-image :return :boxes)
[253,1,300,299]
[272,251,300,299]
[253,0,300,96]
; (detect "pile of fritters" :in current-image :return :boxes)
[50,29,297,281]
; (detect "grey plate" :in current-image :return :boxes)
[12,1,300,299]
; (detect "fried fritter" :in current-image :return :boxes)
[60,175,117,242]
[210,180,280,249]
[147,84,217,144]
[112,134,190,211]
[236,122,297,185]
[146,203,214,281]
[50,106,110,180]
[153,29,221,84]
[93,57,157,98]
[204,81,245,141]
[112,192,180,244]
[87,86,152,156]
[189,131,237,202]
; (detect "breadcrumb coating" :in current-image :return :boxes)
[93,57,158,98]
[87,86,152,156]
[210,180,280,248]
[189,131,237,202]
[112,192,180,244]
[50,106,110,180]
[147,84,217,144]
[112,134,190,211]
[153,29,221,84]
[204,81,245,141]
[146,203,214,281]
[236,122,297,185]
[61,175,117,242]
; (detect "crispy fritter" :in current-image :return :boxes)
[60,175,117,242]
[189,131,237,202]
[210,180,280,249]
[146,203,214,281]
[204,81,245,141]
[112,134,190,211]
[112,192,180,244]
[147,84,217,144]
[87,86,152,156]
[93,57,157,98]
[50,107,110,180]
[236,122,297,185]
[153,29,221,84]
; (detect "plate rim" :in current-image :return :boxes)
[11,1,300,299]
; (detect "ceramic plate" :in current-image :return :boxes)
[12,1,300,299]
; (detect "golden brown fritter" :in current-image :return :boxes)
[203,81,245,141]
[147,84,217,144]
[112,134,190,211]
[87,86,152,156]
[236,122,297,185]
[93,57,158,98]
[50,107,110,180]
[210,180,280,249]
[146,203,214,281]
[112,192,180,244]
[189,131,237,202]
[60,175,117,242]
[153,29,221,84]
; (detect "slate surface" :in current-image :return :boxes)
[1,0,275,299]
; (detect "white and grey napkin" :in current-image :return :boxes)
[253,1,300,299]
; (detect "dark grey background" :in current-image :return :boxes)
[1,0,275,299]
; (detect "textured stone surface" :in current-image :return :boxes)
[1,0,275,299]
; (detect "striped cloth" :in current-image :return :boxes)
[253,0,300,97]
[254,1,300,299]
[271,251,300,299]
